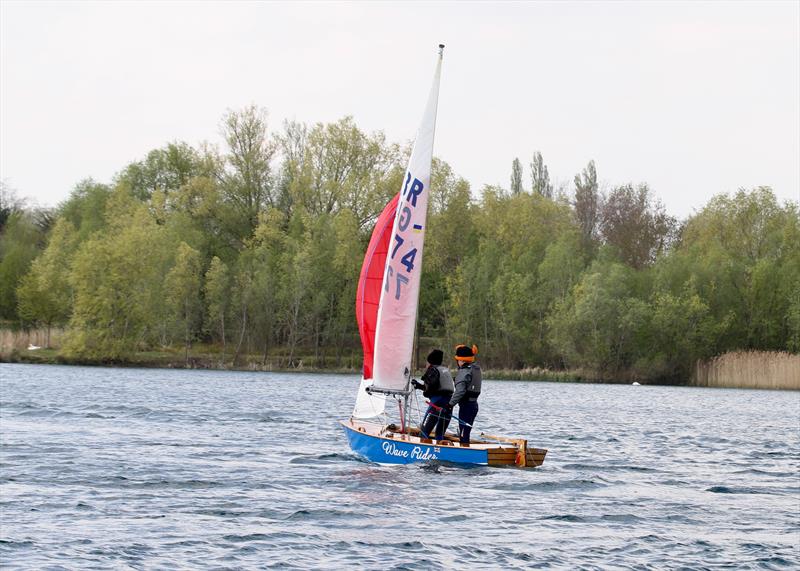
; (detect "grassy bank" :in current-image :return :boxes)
[0,344,362,375]
[0,345,654,385]
[2,345,578,381]
[0,327,591,382]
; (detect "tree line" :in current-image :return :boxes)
[1,105,798,380]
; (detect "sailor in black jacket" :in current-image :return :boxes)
[412,349,454,440]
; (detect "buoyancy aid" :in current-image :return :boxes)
[450,363,482,406]
[464,363,482,399]
[421,365,454,397]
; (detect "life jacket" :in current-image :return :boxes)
[436,365,455,395]
[453,363,482,403]
[464,363,482,399]
[422,365,454,397]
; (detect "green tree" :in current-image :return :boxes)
[535,231,587,363]
[16,219,79,345]
[530,151,552,198]
[0,181,25,233]
[284,117,402,228]
[64,190,172,359]
[230,258,255,366]
[538,231,585,303]
[221,105,278,243]
[445,189,578,367]
[548,261,650,375]
[510,158,523,195]
[247,208,289,365]
[165,242,204,364]
[116,142,208,200]
[204,256,230,361]
[330,209,363,366]
[419,159,474,350]
[573,160,599,253]
[58,179,112,241]
[0,212,44,320]
[668,187,799,352]
[788,281,800,353]
[639,289,723,379]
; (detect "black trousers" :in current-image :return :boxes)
[456,400,479,443]
[420,395,452,440]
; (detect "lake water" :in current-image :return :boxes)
[1,364,798,569]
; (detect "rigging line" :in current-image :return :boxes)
[397,398,405,433]
[409,389,424,425]
[425,400,474,429]
[359,382,388,424]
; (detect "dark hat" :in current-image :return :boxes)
[427,349,443,366]
[454,344,478,362]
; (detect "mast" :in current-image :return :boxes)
[402,43,444,432]
[354,43,444,422]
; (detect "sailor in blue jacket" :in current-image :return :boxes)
[411,349,454,440]
[449,344,482,444]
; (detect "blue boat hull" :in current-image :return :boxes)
[341,420,489,465]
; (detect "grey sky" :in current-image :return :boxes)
[1,1,798,219]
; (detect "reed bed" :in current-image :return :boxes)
[693,351,800,390]
[483,367,584,382]
[0,328,65,354]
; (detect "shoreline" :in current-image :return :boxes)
[3,347,797,390]
[0,348,626,384]
[0,348,714,388]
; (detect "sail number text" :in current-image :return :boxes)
[385,172,424,300]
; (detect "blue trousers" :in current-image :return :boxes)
[456,400,479,444]
[420,395,452,440]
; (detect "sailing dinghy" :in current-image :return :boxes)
[340,45,547,467]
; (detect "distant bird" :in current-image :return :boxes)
[27,344,41,351]
[632,382,641,386]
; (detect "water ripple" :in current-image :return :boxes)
[1,363,798,569]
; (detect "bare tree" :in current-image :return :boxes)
[600,183,676,268]
[0,180,25,233]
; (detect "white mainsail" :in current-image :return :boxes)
[352,46,444,418]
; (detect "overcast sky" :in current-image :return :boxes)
[1,1,798,219]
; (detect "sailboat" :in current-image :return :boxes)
[340,45,547,467]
